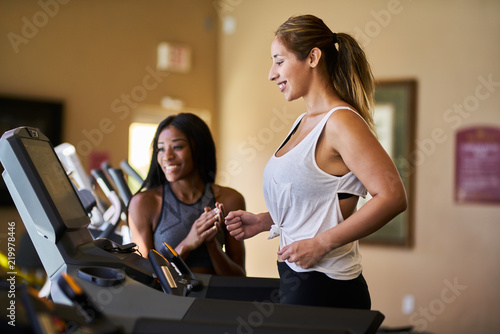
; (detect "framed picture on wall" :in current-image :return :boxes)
[359,79,417,247]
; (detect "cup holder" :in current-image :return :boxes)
[77,267,126,287]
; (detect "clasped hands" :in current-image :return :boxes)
[182,202,224,252]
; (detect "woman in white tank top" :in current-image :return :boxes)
[225,14,407,309]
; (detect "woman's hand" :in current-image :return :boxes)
[178,206,221,254]
[204,202,225,243]
[277,237,330,269]
[225,211,273,240]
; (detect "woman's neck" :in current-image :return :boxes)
[169,177,205,204]
[304,90,342,116]
[303,73,342,115]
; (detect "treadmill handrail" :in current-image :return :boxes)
[108,168,133,206]
[120,160,143,185]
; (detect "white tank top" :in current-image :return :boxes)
[263,107,367,280]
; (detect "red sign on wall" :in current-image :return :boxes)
[455,126,500,204]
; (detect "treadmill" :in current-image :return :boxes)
[0,126,384,334]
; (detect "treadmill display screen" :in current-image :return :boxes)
[21,137,87,228]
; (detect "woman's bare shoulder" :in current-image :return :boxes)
[324,107,375,144]
[211,184,245,211]
[129,186,162,210]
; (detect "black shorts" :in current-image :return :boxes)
[277,261,371,309]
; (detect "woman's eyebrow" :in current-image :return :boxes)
[158,138,187,143]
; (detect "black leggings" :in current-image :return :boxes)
[277,261,371,309]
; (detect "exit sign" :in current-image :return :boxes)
[157,42,192,73]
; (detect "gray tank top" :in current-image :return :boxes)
[153,182,224,268]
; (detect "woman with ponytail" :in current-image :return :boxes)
[225,15,407,309]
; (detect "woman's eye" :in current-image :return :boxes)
[277,61,283,66]
[173,145,184,150]
[157,147,165,152]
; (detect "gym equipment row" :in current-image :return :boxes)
[0,126,384,333]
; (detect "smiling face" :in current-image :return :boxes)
[268,37,312,101]
[156,125,197,183]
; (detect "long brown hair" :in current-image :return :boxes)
[275,14,376,133]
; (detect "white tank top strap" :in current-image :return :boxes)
[329,106,369,126]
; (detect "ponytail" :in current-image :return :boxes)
[334,33,376,134]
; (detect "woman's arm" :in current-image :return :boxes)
[127,190,161,258]
[279,109,407,268]
[323,109,407,243]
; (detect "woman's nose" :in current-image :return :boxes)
[268,65,278,81]
[163,146,174,160]
[168,149,176,159]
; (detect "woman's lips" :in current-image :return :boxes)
[278,81,286,92]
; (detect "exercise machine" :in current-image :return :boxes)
[0,126,385,333]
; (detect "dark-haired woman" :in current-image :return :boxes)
[128,113,245,276]
[225,15,407,307]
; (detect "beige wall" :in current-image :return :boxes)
[0,0,219,163]
[217,1,500,333]
[0,0,219,231]
[1,0,499,333]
